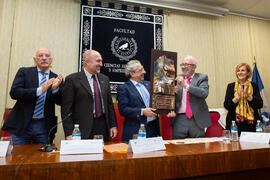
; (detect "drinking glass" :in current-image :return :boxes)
[222,130,231,143]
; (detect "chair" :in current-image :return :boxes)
[112,107,124,143]
[160,114,172,140]
[0,108,12,139]
[205,111,224,137]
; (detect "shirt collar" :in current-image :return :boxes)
[185,73,194,80]
[84,68,96,79]
[130,79,141,87]
[37,67,50,74]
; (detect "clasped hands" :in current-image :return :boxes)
[233,83,253,103]
[42,74,63,93]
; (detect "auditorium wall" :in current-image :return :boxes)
[0,0,270,143]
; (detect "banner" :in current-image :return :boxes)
[252,62,270,130]
[79,5,163,93]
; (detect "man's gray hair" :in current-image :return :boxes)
[184,55,198,65]
[125,60,141,78]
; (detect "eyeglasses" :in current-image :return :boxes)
[37,53,51,58]
[180,63,195,67]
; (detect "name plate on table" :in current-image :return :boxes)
[128,137,166,154]
[60,140,103,155]
[240,132,270,144]
[0,141,9,157]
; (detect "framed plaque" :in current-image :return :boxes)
[150,49,177,114]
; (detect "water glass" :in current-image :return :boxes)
[93,135,103,140]
[132,134,138,139]
[222,130,231,143]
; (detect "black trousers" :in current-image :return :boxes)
[88,115,109,142]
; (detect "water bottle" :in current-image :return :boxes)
[256,120,263,132]
[230,121,238,141]
[72,124,81,140]
[138,124,146,139]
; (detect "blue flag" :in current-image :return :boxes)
[252,62,270,126]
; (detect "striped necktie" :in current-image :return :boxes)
[33,72,48,118]
[136,83,149,107]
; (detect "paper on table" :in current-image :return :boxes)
[60,139,103,155]
[166,138,223,144]
[0,141,9,157]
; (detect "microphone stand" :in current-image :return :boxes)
[39,113,72,152]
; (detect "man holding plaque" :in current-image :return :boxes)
[117,60,160,142]
[169,56,211,139]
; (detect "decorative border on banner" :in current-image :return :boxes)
[79,5,163,93]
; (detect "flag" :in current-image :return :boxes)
[252,62,270,127]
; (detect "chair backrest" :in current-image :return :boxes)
[112,107,124,143]
[161,114,172,140]
[0,108,12,139]
[205,111,224,137]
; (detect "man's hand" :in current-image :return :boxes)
[175,76,187,88]
[52,74,63,90]
[66,135,72,140]
[42,78,55,93]
[142,108,157,117]
[110,127,117,139]
[174,86,179,94]
[167,111,176,118]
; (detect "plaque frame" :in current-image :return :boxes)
[150,49,177,114]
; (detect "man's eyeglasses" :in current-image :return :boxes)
[180,64,195,67]
[180,63,195,67]
[37,53,51,58]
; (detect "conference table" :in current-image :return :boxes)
[1,140,270,180]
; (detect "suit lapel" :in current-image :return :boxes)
[190,73,198,86]
[97,73,105,98]
[127,80,145,105]
[79,71,93,98]
[32,67,39,88]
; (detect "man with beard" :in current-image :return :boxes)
[2,48,63,144]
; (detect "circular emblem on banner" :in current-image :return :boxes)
[261,112,270,126]
[111,36,138,61]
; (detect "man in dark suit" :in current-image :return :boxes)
[117,60,160,142]
[2,48,63,144]
[169,56,211,139]
[61,50,117,142]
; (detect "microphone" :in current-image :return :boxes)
[38,113,72,152]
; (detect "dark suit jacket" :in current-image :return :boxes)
[61,71,117,139]
[2,67,62,141]
[172,73,212,128]
[117,80,154,141]
[224,82,263,130]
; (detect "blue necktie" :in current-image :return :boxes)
[136,83,149,107]
[33,72,48,118]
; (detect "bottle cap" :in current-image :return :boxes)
[74,124,79,127]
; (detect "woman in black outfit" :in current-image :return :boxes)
[224,63,263,135]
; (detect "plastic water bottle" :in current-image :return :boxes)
[256,120,263,132]
[138,124,146,139]
[72,124,81,140]
[230,121,238,141]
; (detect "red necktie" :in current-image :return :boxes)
[186,77,193,119]
[93,75,102,117]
